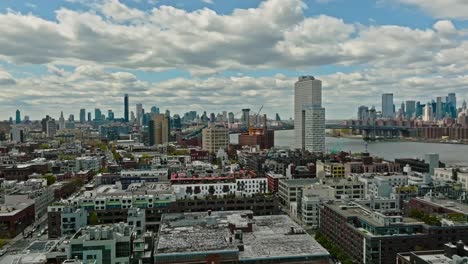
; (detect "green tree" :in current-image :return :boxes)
[39,143,50,149]
[89,211,99,225]
[43,174,56,186]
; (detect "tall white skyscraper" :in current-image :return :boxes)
[423,102,432,122]
[382,93,394,118]
[294,76,325,153]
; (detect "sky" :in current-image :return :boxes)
[1,0,468,120]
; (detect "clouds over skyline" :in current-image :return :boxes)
[0,0,468,120]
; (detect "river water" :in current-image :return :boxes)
[230,130,468,166]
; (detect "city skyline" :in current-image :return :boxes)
[1,0,468,119]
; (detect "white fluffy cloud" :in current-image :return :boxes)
[1,0,468,119]
[0,0,463,75]
[398,0,468,20]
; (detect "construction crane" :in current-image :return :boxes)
[253,105,264,128]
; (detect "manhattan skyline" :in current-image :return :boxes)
[1,0,468,119]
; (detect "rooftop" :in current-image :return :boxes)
[156,210,329,261]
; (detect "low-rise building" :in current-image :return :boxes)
[154,210,330,264]
[0,200,35,238]
[397,241,468,264]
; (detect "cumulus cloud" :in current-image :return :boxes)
[1,0,468,119]
[0,0,463,76]
[398,0,468,20]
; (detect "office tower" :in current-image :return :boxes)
[149,114,169,145]
[357,106,369,121]
[447,93,457,118]
[202,123,229,153]
[46,119,57,138]
[23,116,30,122]
[241,109,251,128]
[381,93,394,118]
[79,109,86,124]
[400,102,405,115]
[209,113,216,123]
[142,112,150,125]
[150,106,159,114]
[15,109,21,124]
[41,115,51,132]
[405,101,416,118]
[275,113,281,121]
[228,112,235,124]
[173,114,181,130]
[436,96,443,120]
[108,110,114,121]
[68,114,74,122]
[58,111,65,130]
[222,111,227,122]
[200,111,208,122]
[165,110,170,118]
[124,94,129,122]
[294,76,325,153]
[423,103,432,122]
[87,112,92,122]
[447,93,456,109]
[136,103,143,125]
[94,108,102,121]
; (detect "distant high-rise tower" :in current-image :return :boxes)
[94,108,102,121]
[241,109,250,128]
[381,93,394,118]
[357,106,369,121]
[108,110,114,121]
[423,103,432,122]
[275,113,281,121]
[405,101,416,118]
[447,93,457,118]
[149,114,169,145]
[436,96,443,120]
[228,112,235,124]
[294,76,325,153]
[87,112,92,122]
[58,111,65,130]
[447,93,457,109]
[150,106,160,115]
[15,109,21,124]
[124,94,129,122]
[136,103,143,125]
[80,109,86,124]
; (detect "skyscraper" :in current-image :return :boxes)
[150,106,160,114]
[241,109,250,128]
[80,109,86,124]
[228,112,235,124]
[149,114,169,145]
[447,93,457,109]
[447,93,457,118]
[357,106,369,121]
[381,93,394,118]
[15,109,21,124]
[423,102,432,122]
[94,108,102,121]
[87,112,92,122]
[294,76,325,153]
[136,103,143,125]
[108,110,114,121]
[124,94,129,122]
[436,96,443,120]
[405,101,416,118]
[58,111,65,130]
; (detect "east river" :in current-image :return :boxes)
[230,130,468,166]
